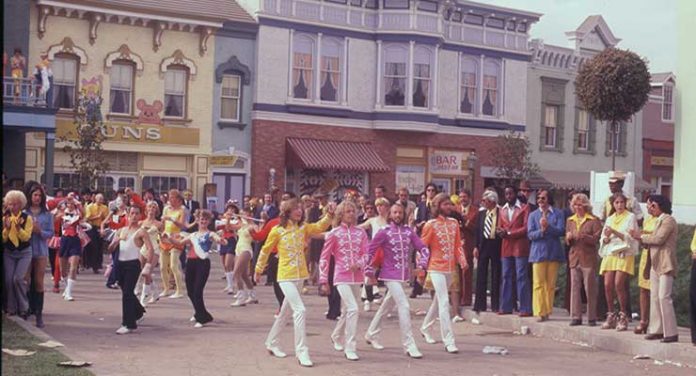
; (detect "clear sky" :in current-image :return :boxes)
[474,0,676,73]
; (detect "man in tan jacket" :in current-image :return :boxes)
[630,195,678,343]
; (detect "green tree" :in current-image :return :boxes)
[491,129,540,186]
[59,89,109,190]
[575,48,651,170]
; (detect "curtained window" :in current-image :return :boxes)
[460,57,478,114]
[109,62,134,114]
[52,55,78,109]
[164,67,187,117]
[544,105,558,148]
[577,109,589,150]
[221,74,241,121]
[412,47,431,108]
[383,45,407,106]
[320,38,342,102]
[482,59,500,116]
[292,34,315,100]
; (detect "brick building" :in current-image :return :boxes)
[243,0,541,200]
[642,72,676,198]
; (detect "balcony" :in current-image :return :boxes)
[3,77,51,107]
[3,76,58,133]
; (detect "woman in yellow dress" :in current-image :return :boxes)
[634,197,657,334]
[599,193,639,331]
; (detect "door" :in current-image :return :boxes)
[212,173,246,207]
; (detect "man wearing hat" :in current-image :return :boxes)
[601,172,643,222]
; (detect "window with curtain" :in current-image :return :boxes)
[320,38,342,102]
[383,45,407,106]
[109,62,134,114]
[52,55,78,109]
[460,57,478,114]
[608,123,623,153]
[292,34,315,100]
[164,67,187,117]
[662,84,673,121]
[142,176,187,196]
[412,47,431,108]
[577,109,589,150]
[482,59,500,116]
[221,74,241,121]
[544,105,558,148]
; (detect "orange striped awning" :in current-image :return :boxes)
[286,138,389,172]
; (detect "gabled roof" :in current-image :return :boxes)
[63,0,256,24]
[565,15,621,51]
[650,72,676,85]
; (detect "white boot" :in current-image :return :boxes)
[245,290,258,304]
[297,352,314,367]
[230,290,248,307]
[224,272,234,293]
[140,284,151,306]
[148,280,160,304]
[64,279,75,301]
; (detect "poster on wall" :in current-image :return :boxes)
[396,165,426,194]
[429,151,466,175]
[296,169,366,201]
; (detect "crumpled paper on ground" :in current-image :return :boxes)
[482,346,509,355]
[37,340,64,348]
[2,348,36,356]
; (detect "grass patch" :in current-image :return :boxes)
[1,316,93,376]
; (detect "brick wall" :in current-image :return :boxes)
[251,119,499,198]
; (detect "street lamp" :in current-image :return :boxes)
[467,151,478,198]
[268,168,276,192]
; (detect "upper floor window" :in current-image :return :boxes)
[164,67,188,118]
[109,62,134,114]
[292,34,315,100]
[53,54,79,109]
[607,122,627,155]
[383,0,408,9]
[544,105,558,148]
[221,74,241,122]
[383,45,407,106]
[482,59,500,116]
[460,57,478,114]
[662,84,674,122]
[320,37,342,102]
[412,47,431,108]
[576,109,589,151]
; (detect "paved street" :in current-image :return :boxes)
[32,260,691,376]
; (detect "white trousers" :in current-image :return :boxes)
[265,281,309,357]
[647,270,678,338]
[332,284,360,353]
[421,272,456,346]
[365,281,417,351]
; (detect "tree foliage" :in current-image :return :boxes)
[491,129,540,185]
[59,89,110,189]
[575,48,651,123]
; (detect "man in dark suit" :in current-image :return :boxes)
[457,189,478,306]
[498,185,531,316]
[473,190,503,313]
[261,193,279,220]
[183,189,200,223]
[411,182,438,298]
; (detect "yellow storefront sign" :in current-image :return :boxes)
[56,119,199,146]
[210,156,238,166]
[650,156,674,167]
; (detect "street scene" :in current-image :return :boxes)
[2,0,695,375]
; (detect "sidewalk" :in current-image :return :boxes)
[462,306,696,368]
[28,261,694,375]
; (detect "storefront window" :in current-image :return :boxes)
[142,176,187,196]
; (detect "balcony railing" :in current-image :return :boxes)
[3,77,50,107]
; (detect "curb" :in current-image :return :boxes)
[8,315,92,369]
[462,308,696,368]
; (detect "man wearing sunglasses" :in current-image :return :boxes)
[518,180,537,212]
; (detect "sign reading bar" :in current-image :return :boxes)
[56,119,199,146]
[396,165,426,194]
[650,156,673,167]
[429,151,466,175]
